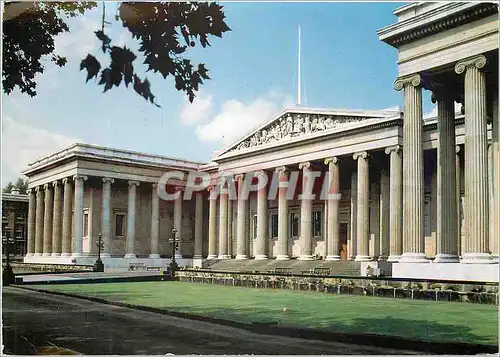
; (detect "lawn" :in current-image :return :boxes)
[31,281,498,346]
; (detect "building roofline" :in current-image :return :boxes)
[2,192,29,202]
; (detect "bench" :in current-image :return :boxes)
[146,266,162,272]
[128,262,146,271]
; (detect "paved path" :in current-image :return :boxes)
[3,287,415,355]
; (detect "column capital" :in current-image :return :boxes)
[52,180,60,187]
[73,175,88,182]
[27,188,33,194]
[254,170,267,178]
[43,183,51,190]
[394,73,422,91]
[324,157,338,165]
[234,173,245,182]
[385,145,401,155]
[128,180,140,187]
[62,177,72,185]
[456,145,461,154]
[298,161,311,170]
[152,183,158,189]
[35,186,43,193]
[275,166,288,175]
[174,185,184,192]
[353,151,368,160]
[102,177,115,184]
[455,55,487,75]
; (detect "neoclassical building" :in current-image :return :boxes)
[23,2,498,281]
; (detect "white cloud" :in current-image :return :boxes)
[1,117,80,184]
[54,15,100,60]
[180,91,214,125]
[193,92,293,146]
[424,102,462,119]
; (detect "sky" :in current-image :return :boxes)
[2,1,440,185]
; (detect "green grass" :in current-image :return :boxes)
[32,282,498,345]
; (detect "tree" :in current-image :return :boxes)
[2,1,231,106]
[2,178,28,194]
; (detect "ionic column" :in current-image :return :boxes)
[218,190,230,259]
[227,195,233,257]
[455,55,492,263]
[173,186,183,259]
[61,178,73,256]
[394,74,427,263]
[235,174,248,260]
[349,172,357,260]
[207,187,218,259]
[42,183,53,256]
[72,175,87,258]
[124,180,139,259]
[324,157,340,261]
[101,178,114,258]
[385,145,403,261]
[488,142,494,257]
[275,166,289,260]
[379,169,390,260]
[149,183,160,259]
[433,88,459,262]
[87,187,95,255]
[194,192,203,259]
[353,152,370,261]
[456,146,462,257]
[491,90,499,260]
[255,170,268,260]
[34,187,45,256]
[51,181,62,256]
[299,162,313,260]
[26,189,36,256]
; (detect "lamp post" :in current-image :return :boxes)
[2,229,15,286]
[93,233,104,272]
[167,228,180,280]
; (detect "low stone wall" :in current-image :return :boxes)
[177,270,499,305]
[11,262,94,273]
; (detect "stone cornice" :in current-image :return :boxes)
[1,193,29,203]
[378,2,498,48]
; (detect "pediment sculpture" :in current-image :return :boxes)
[232,112,368,152]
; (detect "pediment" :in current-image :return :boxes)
[214,107,400,160]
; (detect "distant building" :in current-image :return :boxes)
[2,189,29,259]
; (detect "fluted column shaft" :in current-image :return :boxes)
[434,91,459,262]
[101,178,114,257]
[61,178,73,256]
[227,197,233,257]
[149,183,160,259]
[218,191,230,259]
[325,157,340,260]
[379,169,390,260]
[456,146,462,257]
[42,184,53,256]
[255,171,268,260]
[455,55,491,263]
[207,187,218,259]
[173,187,183,259]
[124,180,139,258]
[194,192,203,259]
[354,152,370,261]
[491,91,499,260]
[26,189,36,256]
[349,172,357,260]
[395,74,426,262]
[34,187,44,256]
[235,175,248,259]
[275,167,289,260]
[386,145,403,261]
[299,162,313,260]
[51,181,62,256]
[72,175,87,258]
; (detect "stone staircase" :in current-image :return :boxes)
[205,259,361,276]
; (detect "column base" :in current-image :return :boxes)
[100,253,111,258]
[433,254,460,263]
[42,253,52,257]
[207,254,218,259]
[235,254,248,260]
[298,255,314,261]
[174,253,183,259]
[193,255,203,259]
[355,255,371,262]
[25,253,34,257]
[399,253,428,263]
[33,252,42,257]
[275,255,290,260]
[124,253,137,259]
[71,253,83,258]
[217,254,231,260]
[60,252,71,257]
[378,254,388,261]
[325,255,341,261]
[461,253,495,264]
[149,254,161,259]
[387,255,401,262]
[50,253,61,257]
[254,255,268,260]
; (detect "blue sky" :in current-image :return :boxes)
[2,1,436,183]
